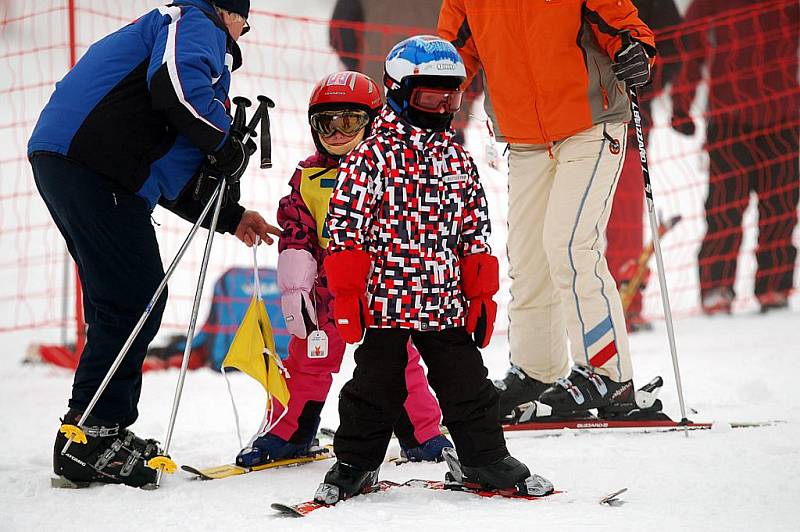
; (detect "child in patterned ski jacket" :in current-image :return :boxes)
[314,36,553,504]
[235,71,450,468]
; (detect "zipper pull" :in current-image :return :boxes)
[602,128,621,155]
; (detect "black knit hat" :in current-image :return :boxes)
[213,0,249,19]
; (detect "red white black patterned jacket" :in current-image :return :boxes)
[326,106,491,331]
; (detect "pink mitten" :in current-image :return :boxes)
[277,249,318,339]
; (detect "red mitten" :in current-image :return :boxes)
[323,250,373,344]
[461,254,499,348]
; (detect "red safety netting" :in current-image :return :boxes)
[1,0,797,350]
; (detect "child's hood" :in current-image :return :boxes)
[370,106,455,155]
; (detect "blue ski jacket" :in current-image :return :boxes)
[28,0,240,210]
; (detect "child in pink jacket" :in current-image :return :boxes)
[235,71,450,467]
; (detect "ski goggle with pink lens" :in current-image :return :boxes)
[409,87,463,114]
[309,110,371,137]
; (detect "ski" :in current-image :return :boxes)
[503,418,777,433]
[181,445,333,480]
[502,375,777,434]
[271,480,401,517]
[403,478,562,500]
[271,478,559,518]
[505,418,710,432]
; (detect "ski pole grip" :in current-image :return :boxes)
[240,95,270,144]
[618,31,640,100]
[257,95,276,169]
[231,96,251,137]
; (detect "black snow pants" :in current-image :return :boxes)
[31,153,167,427]
[334,327,508,470]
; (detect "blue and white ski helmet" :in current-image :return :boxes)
[384,35,467,91]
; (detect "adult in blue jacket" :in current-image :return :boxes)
[28,0,279,488]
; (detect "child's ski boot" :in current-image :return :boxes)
[400,434,453,462]
[236,433,318,468]
[442,447,553,497]
[314,461,380,504]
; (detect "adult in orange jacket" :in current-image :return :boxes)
[439,0,656,419]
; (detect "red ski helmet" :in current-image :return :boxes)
[308,71,382,156]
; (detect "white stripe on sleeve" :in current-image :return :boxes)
[159,6,224,133]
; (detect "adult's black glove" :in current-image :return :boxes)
[613,40,652,88]
[237,132,258,156]
[208,134,255,183]
[160,177,245,235]
[193,134,256,206]
[192,169,241,206]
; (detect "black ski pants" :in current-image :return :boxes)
[334,327,508,470]
[31,153,167,427]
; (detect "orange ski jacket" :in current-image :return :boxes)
[438,0,655,144]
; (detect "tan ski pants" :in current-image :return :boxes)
[506,123,633,383]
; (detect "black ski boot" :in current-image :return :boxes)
[538,366,634,416]
[493,365,552,423]
[442,448,553,496]
[598,376,670,420]
[53,409,161,489]
[314,461,380,504]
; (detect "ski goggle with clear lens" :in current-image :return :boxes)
[309,110,371,137]
[409,87,463,114]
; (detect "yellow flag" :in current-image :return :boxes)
[222,296,289,407]
[257,298,277,362]
[266,348,290,407]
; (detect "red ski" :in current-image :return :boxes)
[270,478,560,518]
[271,480,401,517]
[403,478,562,500]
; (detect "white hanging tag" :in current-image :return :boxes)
[307,330,328,359]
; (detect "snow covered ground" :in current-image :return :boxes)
[2,302,799,531]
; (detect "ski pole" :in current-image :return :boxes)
[152,174,227,486]
[258,96,275,168]
[621,32,690,435]
[59,191,219,457]
[231,96,251,134]
[150,97,274,484]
